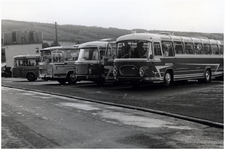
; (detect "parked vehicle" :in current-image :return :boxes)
[113,33,223,87]
[11,54,40,81]
[75,40,116,85]
[39,46,79,84]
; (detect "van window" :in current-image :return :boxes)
[15,59,38,66]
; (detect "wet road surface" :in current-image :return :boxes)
[2,86,223,148]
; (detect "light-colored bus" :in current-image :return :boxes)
[12,54,40,81]
[75,40,116,85]
[113,33,223,87]
[39,46,79,84]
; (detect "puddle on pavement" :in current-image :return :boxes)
[58,102,100,111]
[100,111,192,130]
[58,102,192,130]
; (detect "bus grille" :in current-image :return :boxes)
[119,66,138,76]
[76,64,88,74]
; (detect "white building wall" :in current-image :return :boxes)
[5,44,42,67]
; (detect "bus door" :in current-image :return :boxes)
[52,50,67,78]
[160,41,175,75]
[103,43,116,80]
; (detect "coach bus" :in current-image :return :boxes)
[113,33,223,87]
[12,54,40,81]
[39,46,79,84]
[75,40,116,85]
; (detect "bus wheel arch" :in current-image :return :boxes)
[67,71,77,84]
[163,69,173,87]
[26,72,37,81]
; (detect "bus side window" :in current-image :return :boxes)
[174,42,184,54]
[203,44,211,55]
[162,41,174,57]
[194,43,202,54]
[153,42,162,56]
[219,45,223,55]
[211,44,219,55]
[184,43,194,54]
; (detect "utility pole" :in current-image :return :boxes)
[55,22,58,46]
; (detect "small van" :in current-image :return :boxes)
[12,54,40,81]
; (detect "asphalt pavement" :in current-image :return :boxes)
[2,78,223,124]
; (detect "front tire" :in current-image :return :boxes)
[67,72,77,84]
[163,70,173,87]
[27,73,37,81]
[203,69,211,83]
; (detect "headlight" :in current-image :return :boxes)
[139,68,145,77]
[139,66,148,77]
[89,68,92,74]
[113,66,117,77]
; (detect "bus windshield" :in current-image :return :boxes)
[116,41,151,59]
[78,48,100,60]
[40,49,79,63]
[40,50,51,63]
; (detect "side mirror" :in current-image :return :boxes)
[150,54,154,59]
[148,54,154,60]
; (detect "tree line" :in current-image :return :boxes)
[1,19,224,47]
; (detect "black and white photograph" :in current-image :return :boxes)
[1,0,224,148]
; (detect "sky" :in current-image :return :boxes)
[1,0,224,33]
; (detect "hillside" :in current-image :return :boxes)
[1,20,224,44]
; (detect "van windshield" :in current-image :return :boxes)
[78,48,99,60]
[116,40,151,59]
